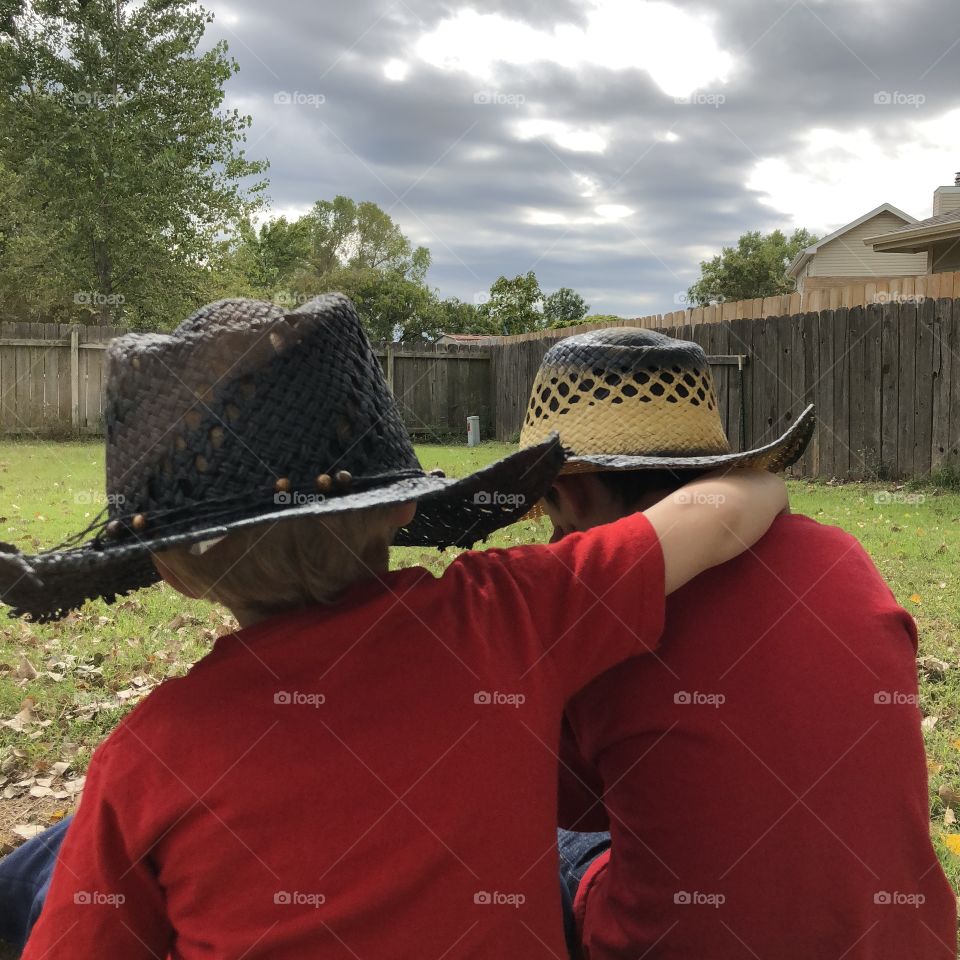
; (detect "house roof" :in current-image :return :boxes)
[864,207,960,253]
[786,203,918,277]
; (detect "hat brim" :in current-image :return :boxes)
[0,437,565,622]
[559,404,815,475]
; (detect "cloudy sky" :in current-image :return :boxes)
[206,0,960,317]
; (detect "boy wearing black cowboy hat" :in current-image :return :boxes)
[519,327,956,960]
[0,295,788,959]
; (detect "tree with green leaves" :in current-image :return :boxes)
[543,286,589,328]
[686,228,818,306]
[481,271,544,335]
[296,196,430,283]
[221,197,492,342]
[0,0,268,327]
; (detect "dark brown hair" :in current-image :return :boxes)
[594,468,707,508]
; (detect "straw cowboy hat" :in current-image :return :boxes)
[520,327,814,473]
[0,294,564,622]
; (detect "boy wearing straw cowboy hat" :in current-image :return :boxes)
[0,295,788,959]
[518,327,956,959]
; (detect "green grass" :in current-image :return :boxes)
[1,441,960,904]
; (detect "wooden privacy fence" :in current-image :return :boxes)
[0,323,126,434]
[512,268,960,341]
[5,301,960,481]
[0,327,494,440]
[491,297,960,480]
[376,341,492,438]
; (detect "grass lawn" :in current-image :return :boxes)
[1,440,960,914]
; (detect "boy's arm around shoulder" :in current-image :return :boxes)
[644,468,788,595]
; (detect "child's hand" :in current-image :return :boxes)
[644,469,788,594]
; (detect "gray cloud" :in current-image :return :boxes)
[208,0,960,316]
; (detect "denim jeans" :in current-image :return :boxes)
[0,815,71,949]
[557,829,611,960]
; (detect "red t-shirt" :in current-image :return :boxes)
[24,512,664,960]
[560,514,956,960]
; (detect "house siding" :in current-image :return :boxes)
[808,212,928,278]
[933,187,960,216]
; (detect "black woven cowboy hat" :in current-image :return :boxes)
[0,294,563,622]
[520,327,814,472]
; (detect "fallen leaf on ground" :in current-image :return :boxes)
[938,784,960,806]
[12,825,44,841]
[918,656,951,677]
[943,835,960,856]
[2,703,34,732]
[15,656,37,680]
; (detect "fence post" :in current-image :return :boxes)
[70,327,80,430]
[385,343,395,393]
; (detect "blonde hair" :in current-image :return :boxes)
[155,506,400,618]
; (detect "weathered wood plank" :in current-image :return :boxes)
[896,302,918,478]
[931,299,953,471]
[817,310,836,478]
[832,308,851,478]
[846,306,866,477]
[862,303,883,477]
[914,299,935,476]
[801,312,821,477]
[880,302,900,479]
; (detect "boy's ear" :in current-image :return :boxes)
[152,554,202,599]
[390,502,417,528]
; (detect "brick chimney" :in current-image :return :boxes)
[933,174,960,216]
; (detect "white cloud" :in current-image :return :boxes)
[747,107,960,232]
[575,174,600,197]
[595,203,633,220]
[251,204,313,230]
[514,118,608,153]
[383,59,410,82]
[522,203,635,226]
[415,1,733,100]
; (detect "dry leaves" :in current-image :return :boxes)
[918,655,951,678]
